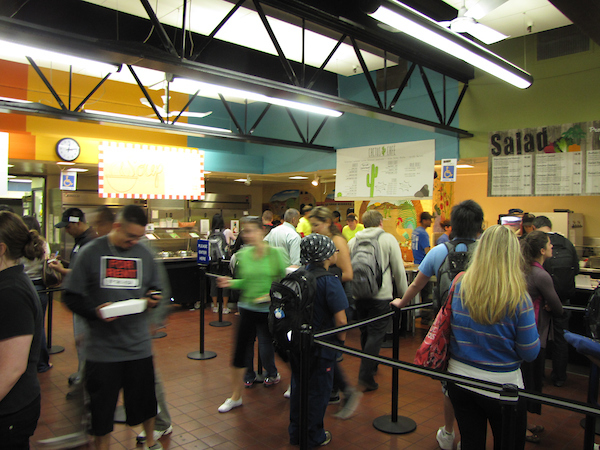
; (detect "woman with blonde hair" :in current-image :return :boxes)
[446,224,540,450]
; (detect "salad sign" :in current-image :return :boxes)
[488,121,600,196]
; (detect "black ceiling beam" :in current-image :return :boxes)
[547,0,600,46]
[306,33,346,90]
[350,36,383,109]
[171,89,200,125]
[418,65,443,125]
[218,94,244,134]
[139,0,179,58]
[0,98,337,153]
[0,16,472,138]
[128,64,165,123]
[74,72,112,112]
[389,62,416,111]
[26,56,67,110]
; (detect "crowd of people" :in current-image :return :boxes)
[0,201,582,449]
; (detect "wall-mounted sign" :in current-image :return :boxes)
[488,121,600,196]
[60,171,77,191]
[98,141,205,199]
[441,159,457,182]
[335,140,435,201]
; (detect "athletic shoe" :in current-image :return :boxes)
[334,390,362,420]
[222,308,231,314]
[329,390,340,404]
[37,431,90,449]
[436,426,455,450]
[320,431,332,446]
[263,373,281,387]
[212,306,219,313]
[244,373,256,388]
[136,425,173,443]
[283,386,291,398]
[144,443,163,450]
[218,397,242,413]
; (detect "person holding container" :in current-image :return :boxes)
[445,225,540,450]
[0,212,45,448]
[217,216,288,413]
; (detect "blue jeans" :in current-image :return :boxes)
[355,298,392,386]
[34,283,51,371]
[289,355,334,447]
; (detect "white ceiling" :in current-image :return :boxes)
[441,0,571,39]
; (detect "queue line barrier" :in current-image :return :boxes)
[38,287,66,354]
[291,303,600,450]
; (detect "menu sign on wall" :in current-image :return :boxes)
[488,121,600,196]
[335,140,435,201]
[99,141,205,199]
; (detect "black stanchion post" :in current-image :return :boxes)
[188,266,216,360]
[299,324,312,450]
[499,383,518,450]
[373,307,416,434]
[46,290,65,354]
[584,363,600,449]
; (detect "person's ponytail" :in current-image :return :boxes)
[22,229,46,260]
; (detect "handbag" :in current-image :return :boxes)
[42,259,62,288]
[414,275,460,371]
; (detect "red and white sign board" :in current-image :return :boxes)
[98,141,205,200]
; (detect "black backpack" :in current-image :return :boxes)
[269,267,333,360]
[544,233,578,302]
[434,239,477,310]
[208,230,230,262]
[351,229,386,300]
[585,287,600,339]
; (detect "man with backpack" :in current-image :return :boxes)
[391,199,483,450]
[348,210,408,392]
[284,234,348,447]
[533,215,579,387]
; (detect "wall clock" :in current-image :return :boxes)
[56,138,81,162]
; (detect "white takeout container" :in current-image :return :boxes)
[99,299,148,319]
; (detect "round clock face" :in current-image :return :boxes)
[56,138,81,162]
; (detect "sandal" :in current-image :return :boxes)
[527,425,545,434]
[525,433,541,444]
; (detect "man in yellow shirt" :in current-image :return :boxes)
[342,213,364,241]
[296,205,313,237]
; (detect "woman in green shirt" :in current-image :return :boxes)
[217,216,287,413]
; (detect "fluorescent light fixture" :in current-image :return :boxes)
[457,164,474,168]
[7,175,15,178]
[0,40,120,74]
[369,2,532,89]
[56,162,76,166]
[9,178,32,183]
[65,168,89,172]
[204,171,212,174]
[7,164,14,168]
[0,97,31,104]
[171,78,343,117]
[234,178,248,182]
[289,176,308,180]
[85,110,232,134]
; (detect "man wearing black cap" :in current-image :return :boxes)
[50,207,97,276]
[411,211,433,265]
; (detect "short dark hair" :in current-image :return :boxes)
[450,200,484,239]
[117,205,147,227]
[533,216,552,229]
[301,205,313,215]
[95,206,115,225]
[22,215,41,234]
[362,210,383,228]
[0,204,15,213]
[346,213,358,222]
[333,211,341,220]
[521,230,549,268]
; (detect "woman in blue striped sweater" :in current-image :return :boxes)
[447,224,540,450]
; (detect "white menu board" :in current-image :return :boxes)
[586,150,600,194]
[535,152,582,195]
[335,140,435,201]
[490,155,533,196]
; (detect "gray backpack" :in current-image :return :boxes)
[351,230,386,299]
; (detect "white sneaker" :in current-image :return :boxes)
[334,390,362,420]
[218,397,242,413]
[223,308,231,314]
[144,443,163,450]
[283,386,291,398]
[137,425,173,443]
[212,306,219,313]
[436,426,455,450]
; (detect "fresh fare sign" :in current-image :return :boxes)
[488,121,600,197]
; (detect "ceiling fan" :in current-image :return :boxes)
[439,0,509,45]
[139,94,212,120]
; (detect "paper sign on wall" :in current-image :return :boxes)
[335,140,435,200]
[98,141,205,199]
[441,159,457,182]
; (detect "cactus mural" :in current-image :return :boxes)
[366,164,378,197]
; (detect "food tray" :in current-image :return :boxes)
[99,299,147,319]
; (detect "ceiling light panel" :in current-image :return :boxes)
[82,0,395,76]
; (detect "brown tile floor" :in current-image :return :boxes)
[32,300,596,449]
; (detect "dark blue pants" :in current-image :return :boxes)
[289,355,334,447]
[355,298,391,386]
[34,283,51,371]
[550,308,571,383]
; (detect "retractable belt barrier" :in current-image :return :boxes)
[294,302,600,450]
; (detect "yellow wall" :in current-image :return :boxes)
[454,172,599,237]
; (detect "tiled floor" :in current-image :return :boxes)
[32,299,596,449]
